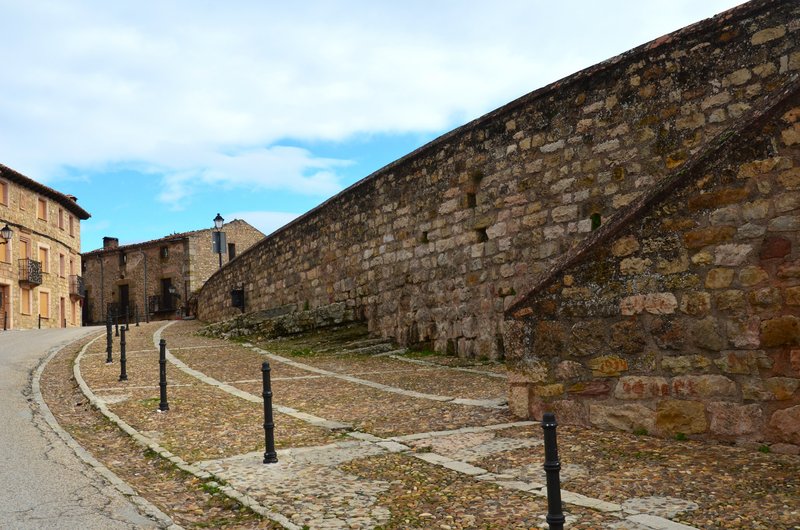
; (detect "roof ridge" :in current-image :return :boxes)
[0,163,91,219]
[506,73,800,317]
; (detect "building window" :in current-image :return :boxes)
[0,179,8,206]
[119,252,127,266]
[59,253,66,277]
[39,290,50,318]
[0,239,9,263]
[19,238,29,259]
[160,246,169,260]
[68,215,75,237]
[228,243,236,261]
[38,246,49,273]
[37,198,48,221]
[20,287,31,315]
[69,258,74,276]
[58,208,65,230]
[71,300,77,324]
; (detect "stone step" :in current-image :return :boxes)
[316,337,385,353]
[336,343,397,356]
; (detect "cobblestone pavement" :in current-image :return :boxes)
[73,321,800,529]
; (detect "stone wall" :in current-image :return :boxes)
[503,81,800,447]
[82,220,264,323]
[197,0,800,362]
[0,165,88,329]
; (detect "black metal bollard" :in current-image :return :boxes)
[119,327,128,381]
[125,306,130,331]
[115,314,119,337]
[158,339,169,411]
[38,314,41,329]
[105,314,113,363]
[262,362,278,464]
[135,308,140,327]
[3,312,7,330]
[542,412,565,530]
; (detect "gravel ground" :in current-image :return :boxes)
[45,320,800,529]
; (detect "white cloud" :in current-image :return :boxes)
[225,210,301,237]
[0,0,745,192]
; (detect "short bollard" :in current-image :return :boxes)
[105,314,113,363]
[119,327,128,381]
[262,362,278,464]
[38,314,42,329]
[542,412,565,530]
[158,339,169,411]
[125,307,130,331]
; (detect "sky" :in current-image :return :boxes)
[0,0,747,252]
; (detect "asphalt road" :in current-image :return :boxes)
[0,328,160,529]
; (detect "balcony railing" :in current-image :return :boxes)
[18,259,42,286]
[149,294,179,313]
[69,275,85,299]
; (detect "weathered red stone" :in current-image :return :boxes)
[759,236,791,259]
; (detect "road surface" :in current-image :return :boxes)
[0,328,161,529]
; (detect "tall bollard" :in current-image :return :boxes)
[38,314,42,329]
[115,314,119,337]
[262,362,278,464]
[158,339,169,411]
[125,306,130,331]
[105,314,113,363]
[542,412,565,530]
[3,312,7,330]
[119,327,128,381]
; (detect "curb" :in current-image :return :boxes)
[31,331,181,530]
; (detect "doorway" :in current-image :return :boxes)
[119,284,130,316]
[161,278,173,311]
[0,284,9,330]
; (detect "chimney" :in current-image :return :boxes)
[103,237,119,249]
[66,194,78,202]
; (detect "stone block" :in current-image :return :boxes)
[567,381,611,396]
[768,215,800,232]
[550,399,589,427]
[748,287,782,307]
[614,376,670,400]
[714,244,752,266]
[769,406,800,444]
[770,443,800,455]
[786,287,800,306]
[760,316,800,347]
[751,26,786,45]
[661,354,712,375]
[715,290,745,312]
[508,385,530,418]
[555,360,585,380]
[620,257,651,275]
[714,350,769,375]
[611,236,640,257]
[671,375,737,398]
[705,268,734,289]
[570,320,609,356]
[764,377,800,400]
[778,168,800,190]
[689,317,727,351]
[680,292,711,316]
[655,400,707,435]
[587,355,629,377]
[688,188,749,210]
[533,384,564,398]
[738,266,768,287]
[778,261,800,279]
[708,402,763,437]
[684,226,736,249]
[610,320,647,354]
[590,403,655,433]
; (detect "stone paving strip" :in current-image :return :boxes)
[155,321,707,529]
[386,353,508,379]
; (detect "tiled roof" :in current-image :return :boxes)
[0,163,91,220]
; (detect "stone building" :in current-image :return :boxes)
[81,219,263,324]
[0,164,91,329]
[196,0,799,445]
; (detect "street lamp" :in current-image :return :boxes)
[0,223,11,241]
[212,214,225,269]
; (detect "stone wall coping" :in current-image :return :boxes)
[506,73,800,318]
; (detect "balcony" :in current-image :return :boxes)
[69,275,85,299]
[149,294,179,314]
[18,259,42,286]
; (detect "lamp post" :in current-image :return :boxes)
[213,213,225,270]
[1,224,11,331]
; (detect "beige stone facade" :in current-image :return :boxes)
[81,220,263,324]
[0,164,90,329]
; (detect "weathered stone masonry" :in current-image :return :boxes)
[504,78,800,448]
[199,0,799,370]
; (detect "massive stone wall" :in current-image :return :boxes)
[504,80,800,447]
[198,0,799,362]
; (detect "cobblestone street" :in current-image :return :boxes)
[46,320,797,529]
